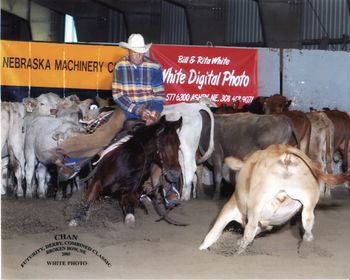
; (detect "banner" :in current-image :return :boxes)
[150,44,258,106]
[1,40,127,90]
[1,40,258,106]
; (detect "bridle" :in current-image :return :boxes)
[136,130,187,226]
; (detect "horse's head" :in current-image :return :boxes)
[155,115,182,184]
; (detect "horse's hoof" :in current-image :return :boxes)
[125,213,135,227]
[69,219,78,227]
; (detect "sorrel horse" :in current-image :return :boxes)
[69,115,183,226]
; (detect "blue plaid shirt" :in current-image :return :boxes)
[112,55,165,119]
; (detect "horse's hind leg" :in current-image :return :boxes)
[69,180,101,226]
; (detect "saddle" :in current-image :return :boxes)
[58,118,146,181]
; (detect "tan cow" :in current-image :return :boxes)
[199,144,350,255]
[306,111,334,198]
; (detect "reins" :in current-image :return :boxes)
[134,137,148,192]
[134,128,187,226]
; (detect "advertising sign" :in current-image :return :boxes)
[1,40,127,90]
[1,41,257,106]
[150,44,258,106]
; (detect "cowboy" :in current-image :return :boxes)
[113,34,180,206]
[112,33,165,125]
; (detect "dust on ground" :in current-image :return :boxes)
[1,188,350,279]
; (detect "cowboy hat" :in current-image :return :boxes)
[119,34,151,53]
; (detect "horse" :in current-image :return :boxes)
[69,115,183,227]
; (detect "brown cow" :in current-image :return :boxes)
[322,109,350,172]
[199,144,350,255]
[280,110,311,154]
[263,94,291,114]
[262,96,312,154]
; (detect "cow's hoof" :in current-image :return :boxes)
[125,213,135,227]
[235,246,247,255]
[303,232,314,242]
[16,190,24,198]
[69,219,78,227]
[198,243,209,250]
[15,193,24,199]
[26,192,33,199]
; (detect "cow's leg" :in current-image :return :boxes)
[199,195,243,250]
[236,211,260,255]
[296,201,316,257]
[179,148,196,201]
[1,157,9,196]
[212,160,223,200]
[9,154,24,198]
[36,163,48,199]
[25,155,37,198]
[10,142,26,197]
[195,163,204,199]
[300,203,315,242]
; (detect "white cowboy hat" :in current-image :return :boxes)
[119,33,151,53]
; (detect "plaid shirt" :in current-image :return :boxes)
[112,55,165,118]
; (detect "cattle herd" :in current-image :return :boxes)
[1,92,350,255]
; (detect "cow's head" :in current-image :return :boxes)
[263,95,291,114]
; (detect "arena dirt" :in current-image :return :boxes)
[1,189,350,279]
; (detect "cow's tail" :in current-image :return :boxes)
[286,146,350,186]
[286,116,300,150]
[343,113,350,170]
[196,105,215,164]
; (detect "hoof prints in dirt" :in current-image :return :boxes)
[64,197,122,229]
[209,231,273,257]
[1,197,123,239]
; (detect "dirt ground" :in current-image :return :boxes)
[1,187,350,279]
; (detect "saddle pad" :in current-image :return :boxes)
[83,111,114,134]
[63,157,89,167]
[93,134,132,165]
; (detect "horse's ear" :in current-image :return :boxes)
[159,115,166,123]
[174,116,182,130]
[155,115,167,136]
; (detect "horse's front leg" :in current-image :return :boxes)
[69,179,101,226]
[121,192,139,227]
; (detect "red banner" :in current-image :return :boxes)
[150,44,258,106]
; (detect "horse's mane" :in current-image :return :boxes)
[131,121,161,141]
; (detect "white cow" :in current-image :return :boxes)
[1,92,62,197]
[1,102,12,195]
[25,116,85,198]
[24,95,100,198]
[1,92,99,198]
[162,98,215,200]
